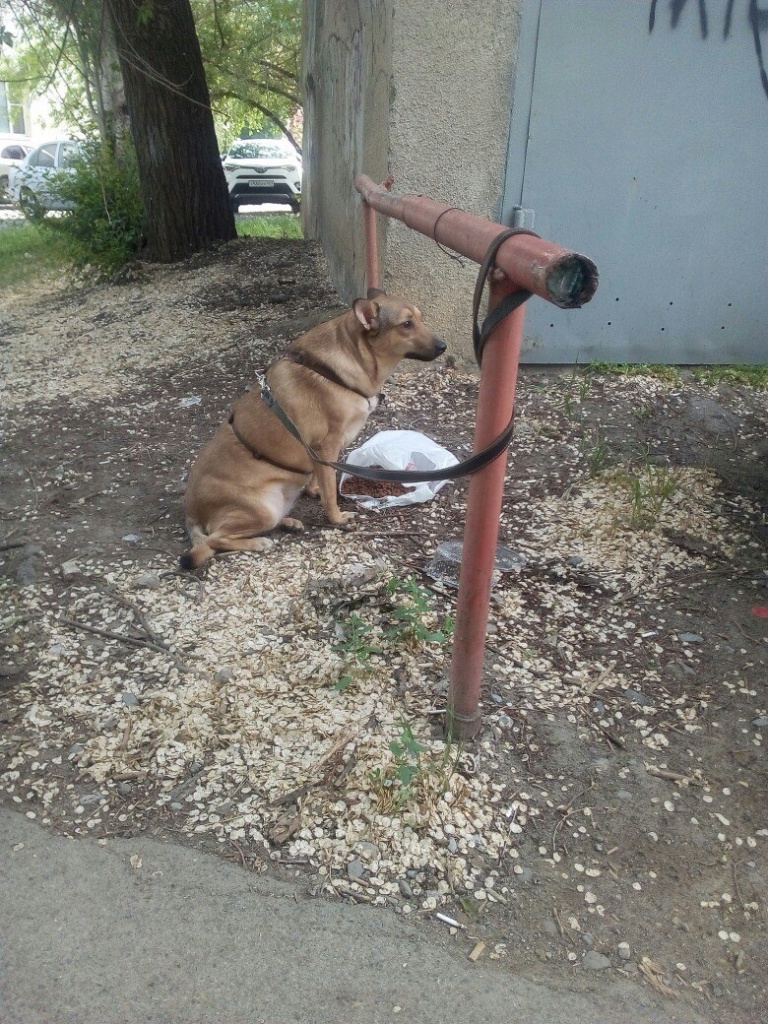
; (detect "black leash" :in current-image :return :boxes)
[245,228,539,484]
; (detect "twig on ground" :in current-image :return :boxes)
[97,585,168,649]
[59,616,189,672]
[596,723,625,748]
[645,765,703,787]
[0,539,27,552]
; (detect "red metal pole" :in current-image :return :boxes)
[354,177,598,740]
[362,198,380,291]
[446,277,526,739]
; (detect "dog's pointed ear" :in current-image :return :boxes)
[367,287,386,300]
[353,297,380,331]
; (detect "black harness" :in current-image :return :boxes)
[227,411,311,476]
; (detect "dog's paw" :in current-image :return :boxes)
[331,511,357,530]
[304,483,321,499]
[279,517,305,533]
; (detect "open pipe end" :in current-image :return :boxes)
[546,253,599,309]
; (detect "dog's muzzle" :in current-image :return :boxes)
[407,339,446,361]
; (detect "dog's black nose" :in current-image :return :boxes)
[435,340,447,354]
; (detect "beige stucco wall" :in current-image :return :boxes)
[302,0,521,364]
[386,0,521,361]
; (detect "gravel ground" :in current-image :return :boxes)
[1,236,767,1022]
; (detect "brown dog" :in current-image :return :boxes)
[180,291,446,569]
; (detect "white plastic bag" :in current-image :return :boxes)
[340,430,459,510]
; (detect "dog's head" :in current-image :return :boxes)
[353,289,447,363]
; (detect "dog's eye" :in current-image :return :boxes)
[401,319,413,330]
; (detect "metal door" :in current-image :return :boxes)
[502,0,768,364]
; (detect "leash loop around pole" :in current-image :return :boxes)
[472,227,539,367]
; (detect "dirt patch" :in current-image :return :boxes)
[1,237,766,1022]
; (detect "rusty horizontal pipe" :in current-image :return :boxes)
[354,174,598,308]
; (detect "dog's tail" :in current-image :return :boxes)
[179,527,216,571]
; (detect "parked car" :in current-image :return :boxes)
[223,138,302,213]
[0,140,33,203]
[8,139,82,219]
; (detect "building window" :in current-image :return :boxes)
[0,82,26,135]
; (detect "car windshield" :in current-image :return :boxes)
[228,141,294,161]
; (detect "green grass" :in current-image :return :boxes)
[236,213,303,239]
[691,365,768,389]
[0,211,302,293]
[0,222,73,288]
[610,462,682,530]
[589,361,768,389]
[588,362,682,382]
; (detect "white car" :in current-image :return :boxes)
[0,140,33,203]
[223,138,302,213]
[8,139,82,219]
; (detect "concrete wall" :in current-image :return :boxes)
[385,0,521,361]
[302,1,392,306]
[303,0,522,364]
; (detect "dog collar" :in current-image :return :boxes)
[280,350,377,402]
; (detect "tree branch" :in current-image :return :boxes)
[218,88,302,152]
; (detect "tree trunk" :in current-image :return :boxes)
[107,0,236,262]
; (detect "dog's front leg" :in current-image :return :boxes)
[313,462,355,527]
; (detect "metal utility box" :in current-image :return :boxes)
[503,0,768,364]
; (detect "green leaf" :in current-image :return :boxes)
[136,1,155,26]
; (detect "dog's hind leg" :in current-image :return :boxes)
[303,473,321,499]
[179,514,276,570]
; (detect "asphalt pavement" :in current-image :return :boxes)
[0,809,711,1024]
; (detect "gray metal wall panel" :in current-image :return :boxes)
[502,0,768,364]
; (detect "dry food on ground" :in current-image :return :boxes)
[340,469,412,499]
